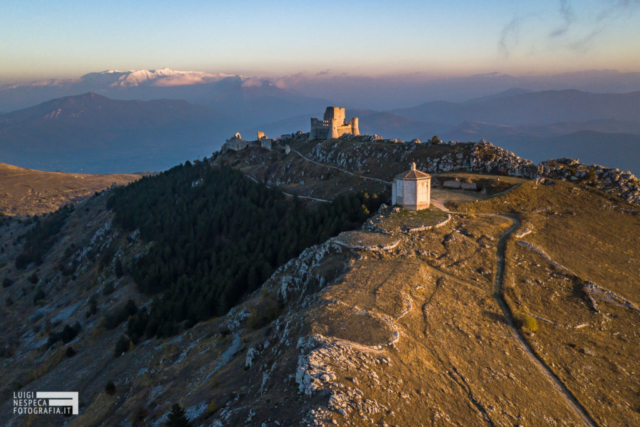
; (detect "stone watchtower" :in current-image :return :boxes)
[392,162,431,210]
[310,106,360,140]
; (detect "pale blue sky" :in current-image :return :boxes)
[1,0,639,82]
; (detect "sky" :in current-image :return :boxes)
[1,0,640,83]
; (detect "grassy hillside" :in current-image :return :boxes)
[457,180,640,425]
[0,162,139,216]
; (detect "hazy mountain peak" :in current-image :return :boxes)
[89,68,239,88]
[1,69,241,91]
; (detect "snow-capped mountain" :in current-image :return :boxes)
[1,68,237,90]
[76,68,237,88]
[0,69,328,121]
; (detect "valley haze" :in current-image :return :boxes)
[1,69,640,175]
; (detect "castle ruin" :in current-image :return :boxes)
[310,107,359,140]
[222,132,249,152]
[222,132,273,152]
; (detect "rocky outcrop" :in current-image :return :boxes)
[305,137,538,180]
[583,282,640,313]
[538,158,640,206]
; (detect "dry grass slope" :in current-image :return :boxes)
[0,163,140,216]
[459,178,640,426]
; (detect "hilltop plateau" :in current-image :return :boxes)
[0,133,638,426]
[0,163,140,216]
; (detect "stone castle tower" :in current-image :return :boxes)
[310,107,359,140]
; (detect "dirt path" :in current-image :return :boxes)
[493,215,598,427]
[291,149,392,185]
[430,199,597,425]
[244,173,330,203]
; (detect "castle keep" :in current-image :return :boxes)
[310,107,359,140]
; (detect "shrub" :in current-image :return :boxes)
[98,247,115,271]
[60,322,82,343]
[28,273,39,285]
[46,322,81,348]
[514,312,538,332]
[33,288,46,305]
[105,299,138,330]
[113,336,130,357]
[104,381,116,395]
[0,344,15,358]
[103,283,115,296]
[205,400,218,417]
[85,296,98,318]
[2,277,13,288]
[167,403,189,427]
[115,259,124,278]
[65,346,76,357]
[130,407,148,425]
[15,254,30,270]
[217,324,231,337]
[246,297,281,330]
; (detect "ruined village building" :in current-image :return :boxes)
[222,132,249,152]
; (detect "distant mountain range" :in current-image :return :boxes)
[282,69,640,109]
[470,130,640,174]
[392,89,640,125]
[0,69,329,126]
[1,74,640,174]
[0,93,228,173]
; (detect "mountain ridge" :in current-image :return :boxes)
[0,69,330,125]
[0,92,228,173]
[393,89,640,125]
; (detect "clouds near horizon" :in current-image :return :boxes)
[0,0,639,83]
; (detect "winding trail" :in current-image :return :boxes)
[244,174,330,203]
[291,149,392,185]
[493,215,597,427]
